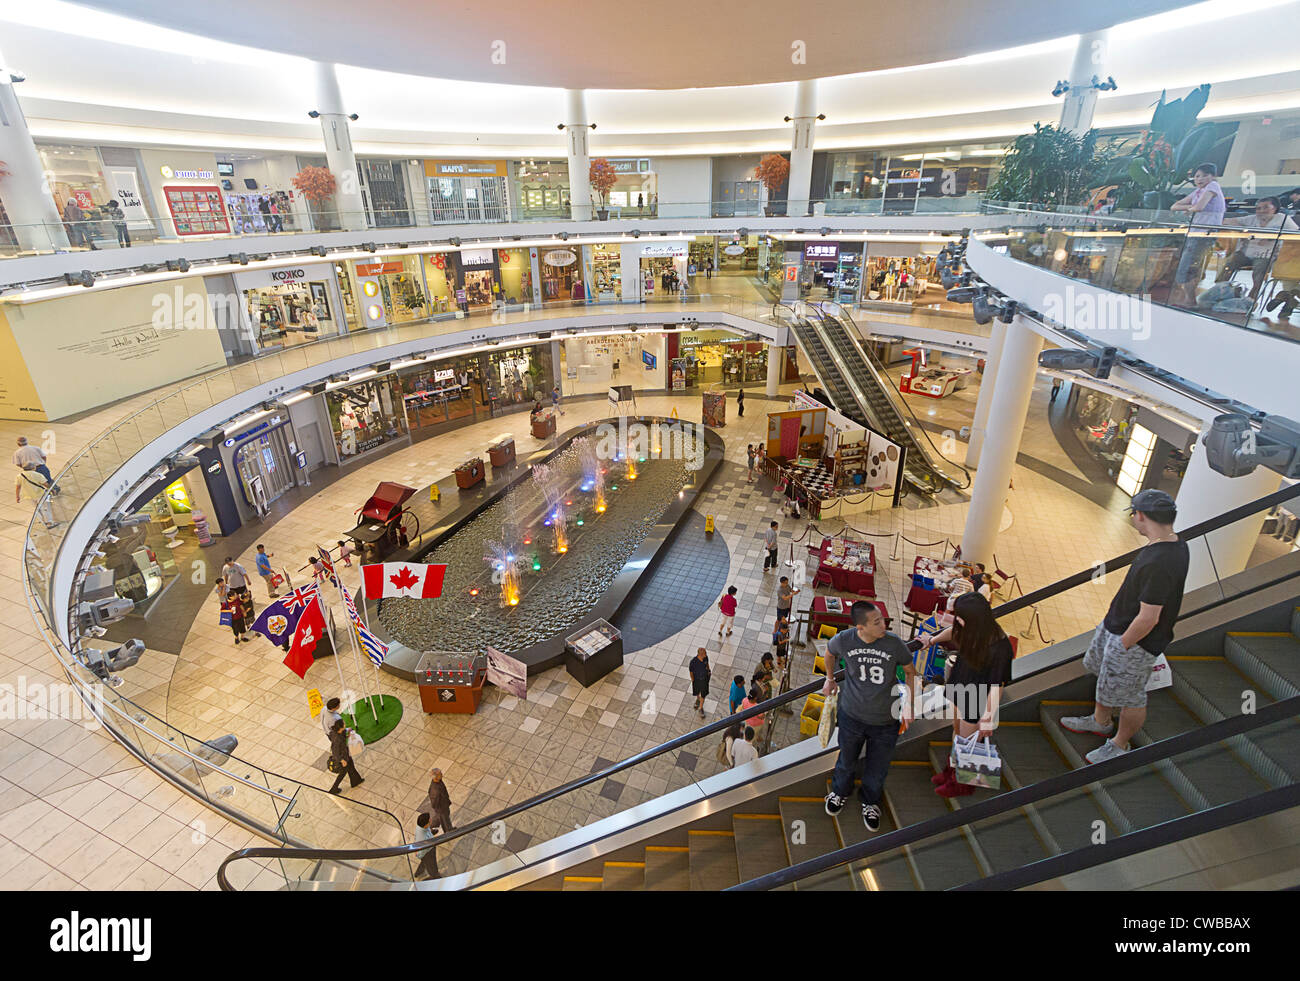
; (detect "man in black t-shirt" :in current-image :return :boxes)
[1062,490,1189,765]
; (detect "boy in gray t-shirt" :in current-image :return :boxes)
[823,602,918,831]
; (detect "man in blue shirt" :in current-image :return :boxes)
[254,544,279,599]
[822,601,918,831]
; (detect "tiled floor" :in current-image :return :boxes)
[0,292,1146,890]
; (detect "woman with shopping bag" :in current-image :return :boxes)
[917,592,1013,797]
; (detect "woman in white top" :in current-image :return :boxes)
[1170,163,1227,307]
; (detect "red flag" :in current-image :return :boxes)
[283,595,326,679]
[362,562,446,599]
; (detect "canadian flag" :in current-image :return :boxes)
[362,562,447,599]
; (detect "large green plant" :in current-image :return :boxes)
[986,123,1108,206]
[1101,84,1233,209]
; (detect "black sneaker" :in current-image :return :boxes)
[824,791,846,816]
[862,804,881,832]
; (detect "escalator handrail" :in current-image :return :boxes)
[952,782,1300,891]
[727,691,1300,891]
[216,480,1300,889]
[817,302,973,489]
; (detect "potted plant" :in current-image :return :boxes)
[756,154,791,217]
[589,158,617,220]
[984,123,1109,208]
[291,165,338,227]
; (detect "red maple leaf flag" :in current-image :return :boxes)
[361,562,447,599]
[283,594,326,679]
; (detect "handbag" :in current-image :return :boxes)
[270,573,285,589]
[817,689,838,748]
[219,607,232,626]
[950,731,1002,789]
[1145,653,1173,692]
[327,756,343,774]
[716,736,731,764]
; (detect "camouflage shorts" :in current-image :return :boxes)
[1083,625,1157,709]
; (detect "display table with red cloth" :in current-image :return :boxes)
[809,595,890,635]
[813,537,876,596]
[904,555,968,617]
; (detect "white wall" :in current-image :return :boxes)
[654,156,712,217]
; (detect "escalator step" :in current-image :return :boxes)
[562,875,603,891]
[601,862,645,891]
[688,830,740,890]
[643,846,690,891]
[1170,657,1300,786]
[992,722,1116,853]
[926,743,1051,877]
[1224,633,1300,701]
[825,778,917,890]
[1040,702,1193,833]
[883,761,983,890]
[777,798,854,891]
[732,814,791,886]
[1135,693,1268,808]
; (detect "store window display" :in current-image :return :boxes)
[328,378,409,462]
[541,248,580,301]
[400,360,483,437]
[514,160,570,219]
[589,243,622,301]
[103,487,186,611]
[487,345,553,409]
[423,253,457,314]
[244,279,335,351]
[1069,389,1137,474]
[456,249,500,309]
[678,330,767,386]
[496,248,532,305]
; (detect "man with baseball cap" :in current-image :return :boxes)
[1062,489,1189,764]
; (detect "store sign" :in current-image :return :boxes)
[785,264,798,282]
[161,165,215,180]
[542,249,577,267]
[271,268,307,282]
[424,159,508,178]
[223,415,283,446]
[107,169,149,224]
[434,368,456,383]
[723,244,746,256]
[608,158,651,175]
[459,248,494,268]
[803,242,839,261]
[640,243,686,258]
[356,260,403,275]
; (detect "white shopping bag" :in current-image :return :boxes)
[1145,654,1173,692]
[347,729,366,758]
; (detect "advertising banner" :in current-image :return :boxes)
[485,646,527,699]
[107,168,150,224]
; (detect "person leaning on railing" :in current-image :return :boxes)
[1216,196,1298,300]
[1168,163,1226,307]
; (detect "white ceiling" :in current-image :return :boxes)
[68,0,1193,89]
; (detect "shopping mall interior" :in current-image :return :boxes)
[0,0,1298,910]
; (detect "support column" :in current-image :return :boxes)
[766,342,782,396]
[313,62,366,232]
[564,89,592,221]
[787,80,818,218]
[1059,30,1109,136]
[1175,430,1284,592]
[959,317,1044,564]
[964,321,1008,468]
[0,48,68,252]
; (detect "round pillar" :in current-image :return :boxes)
[0,48,67,252]
[786,80,817,218]
[564,89,592,221]
[766,342,783,397]
[964,320,1007,468]
[1059,30,1110,136]
[960,317,1044,564]
[313,62,366,232]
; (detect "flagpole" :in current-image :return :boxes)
[323,546,378,723]
[315,591,348,699]
[358,568,385,702]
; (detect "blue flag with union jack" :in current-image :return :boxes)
[340,580,389,666]
[250,583,320,649]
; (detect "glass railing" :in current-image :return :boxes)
[212,480,1300,889]
[0,197,1004,260]
[972,203,1300,343]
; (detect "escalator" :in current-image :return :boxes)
[217,483,1300,892]
[779,302,968,495]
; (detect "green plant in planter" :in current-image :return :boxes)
[985,123,1109,207]
[401,290,427,311]
[1100,84,1233,210]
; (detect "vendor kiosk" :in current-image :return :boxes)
[415,652,488,714]
[455,457,486,489]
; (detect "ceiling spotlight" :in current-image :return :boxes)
[166,258,190,272]
[63,270,95,288]
[308,110,320,119]
[820,227,830,236]
[631,229,641,238]
[310,245,326,257]
[228,253,249,266]
[348,113,359,121]
[972,289,998,326]
[558,231,569,241]
[449,237,461,247]
[1051,80,1070,98]
[362,242,377,253]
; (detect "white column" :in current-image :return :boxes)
[964,321,1007,468]
[1175,430,1284,592]
[960,317,1043,564]
[313,62,366,232]
[564,89,592,221]
[766,342,782,396]
[0,48,68,252]
[787,80,818,218]
[1059,30,1109,136]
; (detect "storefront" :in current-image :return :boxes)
[799,241,863,303]
[589,243,622,302]
[540,247,582,301]
[425,160,510,222]
[636,242,688,301]
[1065,388,1192,497]
[863,253,939,304]
[496,247,532,305]
[103,484,186,611]
[38,142,160,248]
[345,254,429,329]
[603,158,656,215]
[422,252,458,315]
[216,153,305,234]
[758,236,786,295]
[234,263,345,351]
[487,344,554,408]
[400,358,483,440]
[359,157,413,227]
[675,329,767,387]
[513,160,570,218]
[327,376,409,464]
[455,248,501,309]
[561,333,664,393]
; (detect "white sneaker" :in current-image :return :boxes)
[1060,714,1114,737]
[1085,739,1128,765]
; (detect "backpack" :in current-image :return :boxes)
[716,736,732,764]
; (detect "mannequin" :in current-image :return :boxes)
[339,406,360,456]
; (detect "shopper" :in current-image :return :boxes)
[705,257,714,280]
[224,589,249,646]
[689,647,711,717]
[1061,489,1189,765]
[729,674,747,714]
[775,575,798,626]
[720,722,743,766]
[14,436,56,492]
[1050,378,1062,403]
[551,385,563,415]
[746,444,757,482]
[1168,163,1226,306]
[105,199,130,248]
[336,540,355,567]
[739,685,766,745]
[327,719,364,794]
[918,592,1015,797]
[15,469,58,528]
[763,520,779,571]
[730,726,759,767]
[717,585,738,637]
[773,615,790,663]
[1218,196,1298,298]
[222,557,255,616]
[736,388,745,418]
[63,197,95,249]
[255,544,279,598]
[414,813,441,879]
[822,601,918,831]
[321,696,343,741]
[426,768,453,833]
[308,555,332,586]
